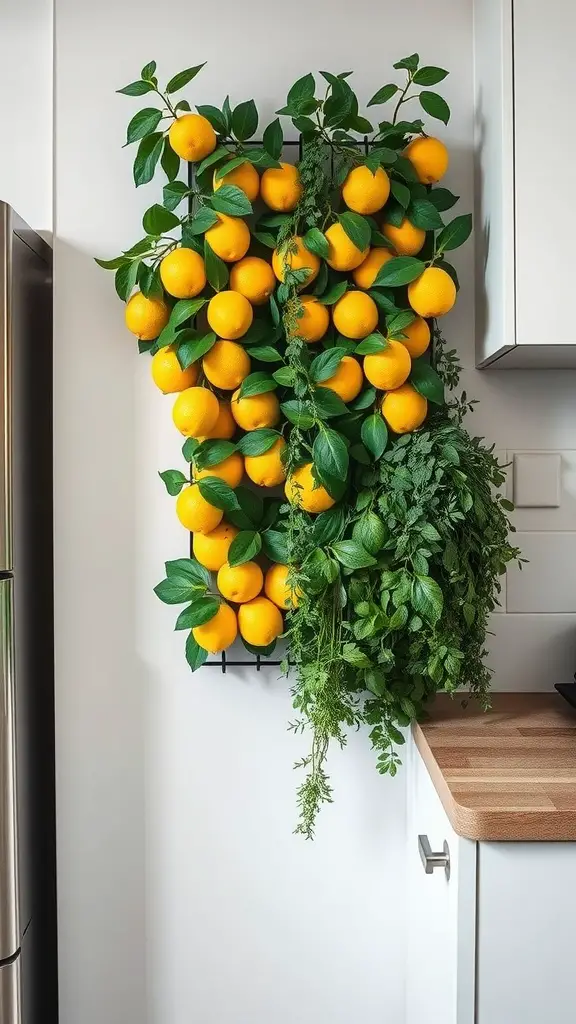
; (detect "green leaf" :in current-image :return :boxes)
[139,263,163,300]
[318,280,348,306]
[280,400,314,429]
[115,260,139,302]
[181,438,199,462]
[361,414,388,459]
[389,605,409,630]
[262,528,290,564]
[228,530,262,567]
[140,61,157,81]
[302,549,339,592]
[211,184,253,217]
[194,439,237,469]
[303,227,329,259]
[95,255,128,271]
[176,330,217,369]
[331,540,376,569]
[273,366,295,387]
[163,180,190,211]
[166,64,206,94]
[408,198,444,231]
[283,73,316,115]
[419,90,451,125]
[238,372,277,399]
[185,633,209,672]
[428,188,460,212]
[355,332,388,355]
[161,140,180,183]
[188,206,219,235]
[196,146,230,176]
[436,214,473,252]
[204,240,229,291]
[338,211,371,253]
[373,256,425,287]
[310,347,346,383]
[392,155,420,183]
[411,575,443,625]
[165,555,210,585]
[410,359,444,404]
[142,204,180,235]
[350,387,376,410]
[262,117,283,160]
[313,388,349,419]
[342,642,372,667]
[196,476,239,513]
[133,132,164,187]
[367,83,399,107]
[386,310,416,336]
[158,469,188,496]
[186,596,220,627]
[232,99,258,141]
[174,604,198,631]
[246,345,282,363]
[390,179,411,209]
[352,511,387,555]
[167,297,207,331]
[312,507,346,546]
[313,428,349,490]
[126,107,162,145]
[413,66,448,86]
[393,54,420,71]
[241,638,277,657]
[154,575,197,605]
[196,104,228,136]
[236,429,281,456]
[227,486,264,530]
[117,79,155,97]
[437,259,460,291]
[214,155,248,181]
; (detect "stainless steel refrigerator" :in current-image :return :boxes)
[0,204,56,1023]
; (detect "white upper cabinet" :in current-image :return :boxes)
[474,0,576,367]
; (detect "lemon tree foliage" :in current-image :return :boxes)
[98,55,521,838]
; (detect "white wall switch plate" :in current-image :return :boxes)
[513,452,561,507]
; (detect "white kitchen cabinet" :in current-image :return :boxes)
[406,735,576,1023]
[474,0,576,367]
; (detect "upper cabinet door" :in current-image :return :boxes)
[474,0,576,367]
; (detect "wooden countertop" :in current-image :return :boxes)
[413,693,576,841]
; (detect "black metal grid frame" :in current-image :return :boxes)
[186,135,373,671]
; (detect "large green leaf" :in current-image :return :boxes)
[436,214,472,252]
[373,256,425,287]
[235,429,281,456]
[367,83,399,107]
[185,633,209,672]
[211,185,253,217]
[413,66,448,86]
[331,540,376,569]
[361,414,388,460]
[410,360,445,405]
[177,330,217,369]
[419,90,451,124]
[126,107,162,145]
[133,132,164,187]
[196,477,240,512]
[158,469,188,495]
[309,347,346,383]
[238,372,277,399]
[411,575,443,625]
[228,530,262,567]
[262,117,283,160]
[166,64,206,94]
[352,512,387,555]
[232,99,258,141]
[204,241,229,291]
[261,529,289,563]
[142,204,180,235]
[313,428,349,488]
[338,211,371,253]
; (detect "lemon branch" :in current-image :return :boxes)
[392,71,414,124]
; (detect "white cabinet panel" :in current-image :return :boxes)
[506,532,576,612]
[406,740,476,1024]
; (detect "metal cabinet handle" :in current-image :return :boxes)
[418,834,450,880]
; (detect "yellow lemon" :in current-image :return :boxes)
[342,165,390,215]
[260,162,302,211]
[381,383,428,434]
[125,291,169,340]
[229,257,276,306]
[295,295,330,343]
[193,452,244,488]
[193,602,238,654]
[264,563,301,610]
[231,389,281,430]
[332,291,379,340]
[237,596,284,646]
[325,222,368,271]
[408,267,456,318]
[318,355,363,403]
[193,521,239,571]
[205,214,251,262]
[382,218,426,256]
[213,161,259,201]
[172,386,220,437]
[159,248,206,299]
[272,236,320,285]
[363,339,411,391]
[217,561,264,603]
[176,484,223,534]
[396,317,431,358]
[352,247,395,290]
[168,114,217,162]
[202,339,251,390]
[244,437,286,487]
[285,463,335,514]
[197,400,236,442]
[151,346,198,394]
[207,290,253,340]
[404,137,449,184]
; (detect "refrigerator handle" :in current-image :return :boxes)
[0,579,19,957]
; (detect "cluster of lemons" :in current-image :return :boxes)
[124,112,454,654]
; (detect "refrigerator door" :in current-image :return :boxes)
[0,578,19,960]
[0,204,12,571]
[0,954,20,1024]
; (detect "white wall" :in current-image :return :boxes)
[53,3,576,1024]
[0,0,53,235]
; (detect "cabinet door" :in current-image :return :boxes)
[406,738,476,1024]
